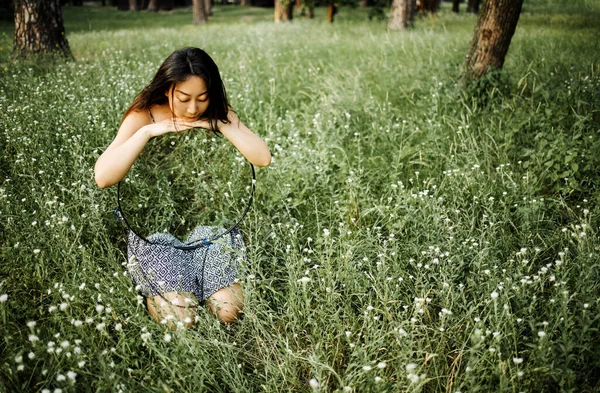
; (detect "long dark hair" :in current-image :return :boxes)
[123,47,230,132]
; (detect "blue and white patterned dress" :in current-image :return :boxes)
[126,225,245,301]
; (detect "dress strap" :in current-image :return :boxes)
[147,108,155,123]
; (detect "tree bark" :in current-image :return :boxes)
[274,0,293,23]
[452,0,459,13]
[204,0,212,17]
[240,0,250,5]
[464,0,524,82]
[193,0,207,24]
[326,1,337,23]
[466,0,479,13]
[388,0,415,30]
[418,0,438,14]
[13,0,72,59]
[129,0,137,10]
[147,0,158,11]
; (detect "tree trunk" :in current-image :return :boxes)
[418,0,438,14]
[466,0,479,13]
[326,1,336,23]
[360,0,367,7]
[274,0,293,23]
[129,0,137,10]
[240,0,249,5]
[452,0,459,13]
[193,0,207,24]
[147,0,158,11]
[204,0,212,17]
[388,0,415,30]
[13,0,72,59]
[464,0,524,82]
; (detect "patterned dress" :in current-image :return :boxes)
[126,225,245,301]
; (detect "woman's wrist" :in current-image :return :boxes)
[140,123,156,139]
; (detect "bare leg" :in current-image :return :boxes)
[146,291,198,330]
[206,283,244,324]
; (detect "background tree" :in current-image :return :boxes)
[466,0,479,13]
[387,0,415,30]
[274,0,293,22]
[12,0,72,59]
[193,0,207,24]
[326,0,337,23]
[147,0,158,11]
[452,0,459,13]
[417,0,438,14]
[464,0,523,82]
[204,0,212,17]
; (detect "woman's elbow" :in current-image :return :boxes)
[94,168,111,189]
[254,153,271,167]
[95,175,109,189]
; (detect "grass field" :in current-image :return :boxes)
[1,2,600,392]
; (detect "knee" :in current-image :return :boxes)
[215,304,243,324]
[208,284,244,324]
[147,293,198,330]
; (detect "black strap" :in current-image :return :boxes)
[115,163,255,251]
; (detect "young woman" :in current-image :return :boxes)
[95,47,271,328]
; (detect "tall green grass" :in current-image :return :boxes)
[1,3,599,392]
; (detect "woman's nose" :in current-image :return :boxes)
[187,102,197,114]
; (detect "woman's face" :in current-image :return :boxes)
[167,76,210,121]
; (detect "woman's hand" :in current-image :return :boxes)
[146,118,207,138]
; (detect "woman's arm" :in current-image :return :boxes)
[217,111,271,167]
[94,111,200,188]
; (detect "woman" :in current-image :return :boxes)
[95,47,271,328]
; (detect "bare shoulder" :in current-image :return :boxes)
[106,109,153,151]
[147,103,172,123]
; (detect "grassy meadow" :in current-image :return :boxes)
[1,1,600,392]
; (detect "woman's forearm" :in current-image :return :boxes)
[94,127,152,188]
[219,121,271,167]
